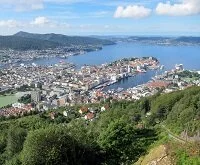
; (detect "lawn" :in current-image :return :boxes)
[0,95,18,108]
[0,92,31,108]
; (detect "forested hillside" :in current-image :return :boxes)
[14,31,115,46]
[0,32,115,50]
[0,36,59,50]
[0,86,199,165]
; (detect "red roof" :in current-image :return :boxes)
[80,107,88,113]
[146,81,170,88]
[86,113,95,120]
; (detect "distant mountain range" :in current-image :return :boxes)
[0,32,199,51]
[0,31,115,50]
[111,36,200,46]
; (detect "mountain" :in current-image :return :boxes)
[0,36,59,51]
[0,31,115,50]
[175,36,200,44]
[126,36,200,45]
[14,31,115,46]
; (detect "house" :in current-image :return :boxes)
[79,107,89,114]
[12,103,25,109]
[63,111,68,117]
[84,112,95,121]
[101,104,109,112]
[50,112,57,120]
[63,110,73,117]
[146,81,170,89]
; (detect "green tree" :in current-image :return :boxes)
[98,119,157,165]
[5,154,21,165]
[6,126,27,158]
[21,127,77,165]
[21,126,103,165]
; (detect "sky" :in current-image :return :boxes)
[0,0,200,36]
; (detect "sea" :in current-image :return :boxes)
[10,43,200,90]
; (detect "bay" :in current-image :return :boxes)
[32,42,200,70]
[20,43,200,90]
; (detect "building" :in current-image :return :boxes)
[84,112,95,120]
[31,90,41,102]
[127,65,131,73]
[58,97,67,107]
[12,103,24,109]
[79,107,89,114]
[175,64,184,71]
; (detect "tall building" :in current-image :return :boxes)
[31,90,41,102]
[175,64,184,71]
[127,65,131,73]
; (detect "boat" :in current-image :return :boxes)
[160,65,164,70]
[116,87,124,93]
[137,69,147,73]
[60,55,68,59]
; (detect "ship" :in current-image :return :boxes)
[116,87,124,93]
[160,65,164,70]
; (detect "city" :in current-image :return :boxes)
[0,0,200,164]
[1,56,200,121]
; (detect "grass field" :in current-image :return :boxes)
[0,92,31,108]
[0,95,18,108]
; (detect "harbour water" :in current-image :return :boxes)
[17,42,200,90]
[30,43,200,70]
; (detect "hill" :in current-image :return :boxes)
[118,36,200,45]
[0,86,199,164]
[0,36,59,51]
[0,32,115,50]
[135,145,172,165]
[14,31,115,46]
[175,36,200,44]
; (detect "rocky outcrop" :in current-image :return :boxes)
[135,145,173,165]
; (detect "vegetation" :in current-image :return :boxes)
[15,31,115,46]
[0,32,115,50]
[177,70,200,78]
[0,95,18,108]
[0,86,199,164]
[128,36,200,45]
[18,94,31,104]
[168,142,200,165]
[0,36,59,50]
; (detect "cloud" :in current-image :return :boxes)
[156,0,200,16]
[114,5,152,19]
[30,17,50,26]
[0,20,21,28]
[29,16,72,29]
[0,0,43,11]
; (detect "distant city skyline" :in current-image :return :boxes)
[0,0,200,36]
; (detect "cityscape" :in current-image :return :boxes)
[0,0,200,165]
[1,55,200,120]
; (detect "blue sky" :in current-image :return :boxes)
[0,0,200,36]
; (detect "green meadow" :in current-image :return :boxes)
[0,95,18,108]
[0,92,31,108]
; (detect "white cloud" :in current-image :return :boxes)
[30,17,50,26]
[0,0,43,11]
[30,16,71,29]
[156,0,200,16]
[0,20,21,28]
[114,5,152,19]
